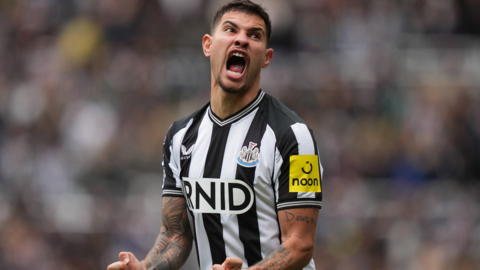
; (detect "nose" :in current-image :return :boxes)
[234,32,249,48]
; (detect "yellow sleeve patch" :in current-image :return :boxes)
[289,155,321,193]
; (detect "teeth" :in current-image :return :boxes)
[227,70,242,76]
[230,52,245,58]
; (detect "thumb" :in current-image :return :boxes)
[222,257,243,270]
[119,252,142,269]
[118,252,133,265]
[211,264,224,270]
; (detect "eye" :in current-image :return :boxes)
[251,33,260,39]
[226,28,234,33]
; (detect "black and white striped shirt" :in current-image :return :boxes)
[162,90,323,270]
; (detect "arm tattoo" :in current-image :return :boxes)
[284,210,316,226]
[254,210,318,269]
[254,245,293,270]
[284,210,294,221]
[142,197,193,270]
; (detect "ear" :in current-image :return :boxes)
[203,34,213,57]
[262,48,274,68]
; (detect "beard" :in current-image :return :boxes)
[217,73,249,94]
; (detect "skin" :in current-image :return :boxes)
[202,11,274,119]
[106,197,192,270]
[108,10,318,270]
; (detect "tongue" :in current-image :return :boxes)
[229,63,244,73]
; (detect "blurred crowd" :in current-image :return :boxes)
[0,0,479,269]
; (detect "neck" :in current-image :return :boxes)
[210,80,260,120]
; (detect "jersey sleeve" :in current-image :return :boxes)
[162,125,184,197]
[275,123,323,210]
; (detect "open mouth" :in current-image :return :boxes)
[226,51,247,77]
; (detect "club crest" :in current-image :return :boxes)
[237,142,260,167]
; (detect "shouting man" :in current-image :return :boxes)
[108,1,323,269]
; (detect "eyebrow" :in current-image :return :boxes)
[222,20,266,36]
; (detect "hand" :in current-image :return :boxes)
[211,257,243,270]
[107,252,145,270]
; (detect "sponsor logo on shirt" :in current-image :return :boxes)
[289,155,321,193]
[237,142,260,167]
[181,144,195,160]
[182,177,254,214]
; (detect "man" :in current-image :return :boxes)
[107,1,323,269]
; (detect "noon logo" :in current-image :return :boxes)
[289,155,321,193]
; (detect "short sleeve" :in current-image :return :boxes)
[162,125,184,197]
[275,123,323,210]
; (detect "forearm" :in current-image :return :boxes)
[141,196,193,270]
[141,226,193,270]
[248,240,313,270]
[249,209,318,270]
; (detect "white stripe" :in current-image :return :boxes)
[291,123,315,155]
[219,108,258,267]
[187,112,213,270]
[290,122,323,180]
[189,112,213,178]
[273,147,282,204]
[166,119,193,190]
[305,258,316,270]
[291,123,317,200]
[195,214,212,270]
[277,201,322,209]
[208,91,265,127]
[277,201,322,207]
[255,125,281,259]
[162,190,184,196]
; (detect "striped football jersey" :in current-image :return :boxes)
[162,90,323,270]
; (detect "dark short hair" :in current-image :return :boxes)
[211,0,272,43]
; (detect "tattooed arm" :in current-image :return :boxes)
[142,196,193,269]
[253,207,318,270]
[107,197,193,270]
[212,207,319,270]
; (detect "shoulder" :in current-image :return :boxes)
[167,103,209,138]
[260,92,310,137]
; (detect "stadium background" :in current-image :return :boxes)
[0,0,479,269]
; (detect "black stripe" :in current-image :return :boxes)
[235,109,266,265]
[278,128,299,202]
[162,126,176,189]
[202,124,231,264]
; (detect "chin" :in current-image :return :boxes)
[218,76,248,94]
[222,86,247,94]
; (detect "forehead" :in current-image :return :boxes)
[218,10,266,30]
